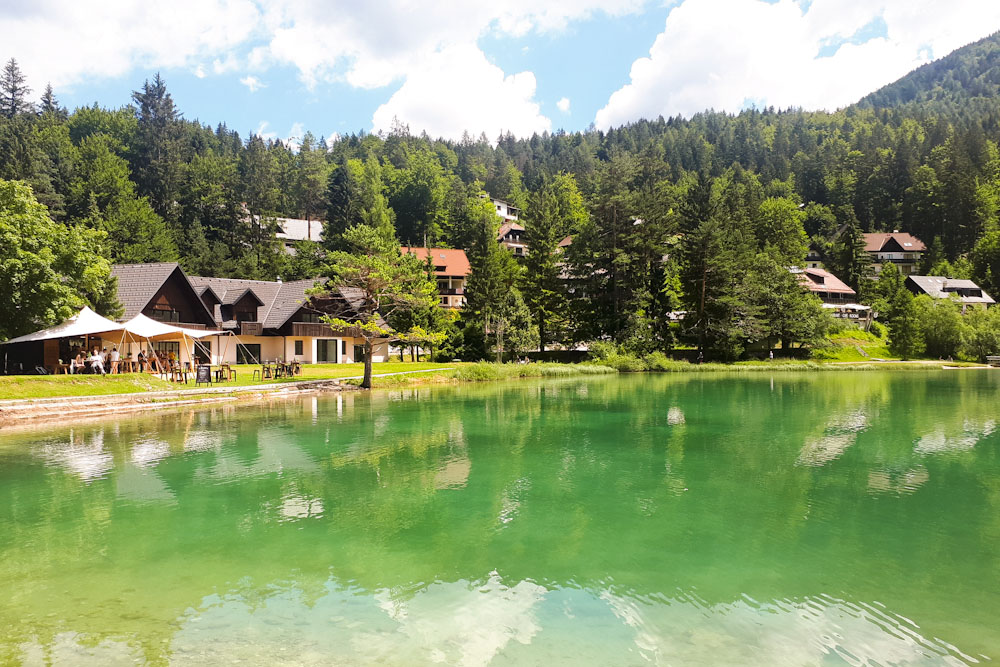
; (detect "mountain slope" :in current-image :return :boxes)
[855,31,1000,113]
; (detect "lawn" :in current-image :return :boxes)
[213,362,460,387]
[0,374,175,400]
[0,362,460,400]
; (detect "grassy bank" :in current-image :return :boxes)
[2,357,987,401]
[345,362,617,387]
[0,374,175,400]
[0,362,459,400]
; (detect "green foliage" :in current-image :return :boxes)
[961,306,1000,362]
[0,179,120,340]
[913,294,964,358]
[463,192,525,361]
[450,361,615,382]
[887,290,924,359]
[319,192,440,387]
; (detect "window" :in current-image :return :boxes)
[317,339,338,363]
[299,312,323,323]
[341,340,347,356]
[237,343,261,365]
[150,308,180,322]
[354,345,366,363]
[294,340,303,356]
[235,310,256,322]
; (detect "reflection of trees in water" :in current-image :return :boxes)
[2,372,1000,662]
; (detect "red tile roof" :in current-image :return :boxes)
[400,247,471,277]
[795,267,856,295]
[862,232,926,252]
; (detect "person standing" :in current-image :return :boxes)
[110,347,120,374]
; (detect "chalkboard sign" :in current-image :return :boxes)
[196,365,212,385]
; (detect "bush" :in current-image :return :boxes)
[586,341,619,361]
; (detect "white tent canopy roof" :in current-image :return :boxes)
[119,314,224,341]
[2,307,124,344]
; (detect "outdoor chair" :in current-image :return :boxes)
[222,364,235,381]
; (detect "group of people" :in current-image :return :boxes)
[67,347,172,374]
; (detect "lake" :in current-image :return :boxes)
[1,371,999,665]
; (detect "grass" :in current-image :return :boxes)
[811,329,896,362]
[0,374,175,400]
[0,362,460,400]
[2,354,988,401]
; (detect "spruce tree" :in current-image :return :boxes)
[0,58,32,118]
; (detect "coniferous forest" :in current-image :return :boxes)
[4,31,1000,360]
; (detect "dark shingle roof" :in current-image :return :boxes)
[111,263,219,326]
[110,262,180,320]
[188,276,327,328]
[113,264,373,331]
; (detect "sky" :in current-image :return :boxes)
[2,0,999,146]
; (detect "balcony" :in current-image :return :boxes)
[240,321,264,336]
[292,321,362,338]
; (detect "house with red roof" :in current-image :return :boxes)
[400,246,471,309]
[863,232,926,276]
[792,267,872,327]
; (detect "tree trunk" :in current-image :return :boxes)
[538,310,546,353]
[410,346,416,362]
[362,340,374,389]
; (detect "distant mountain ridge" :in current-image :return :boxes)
[855,31,1000,112]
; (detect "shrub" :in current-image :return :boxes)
[586,340,619,361]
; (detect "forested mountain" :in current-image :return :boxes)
[857,31,1000,116]
[3,33,1000,358]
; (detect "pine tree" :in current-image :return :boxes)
[0,58,32,118]
[320,200,438,388]
[464,194,523,361]
[38,83,65,118]
[293,131,329,241]
[833,222,873,293]
[130,73,183,223]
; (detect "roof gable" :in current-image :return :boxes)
[110,263,218,327]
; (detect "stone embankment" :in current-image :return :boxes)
[0,379,351,426]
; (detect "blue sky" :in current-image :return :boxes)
[3,0,999,145]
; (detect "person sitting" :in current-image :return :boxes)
[110,346,120,373]
[70,350,84,374]
[88,348,106,375]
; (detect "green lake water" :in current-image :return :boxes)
[1,371,999,665]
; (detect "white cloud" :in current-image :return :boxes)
[284,122,305,149]
[256,0,646,90]
[240,75,265,92]
[0,0,260,90]
[193,64,206,79]
[0,0,644,93]
[596,0,1000,128]
[371,44,551,141]
[557,97,571,113]
[255,121,277,140]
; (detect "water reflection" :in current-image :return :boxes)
[1,371,999,664]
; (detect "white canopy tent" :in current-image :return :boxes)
[2,307,124,344]
[108,314,228,373]
[118,314,223,341]
[3,307,257,374]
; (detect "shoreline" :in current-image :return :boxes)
[1,361,994,426]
